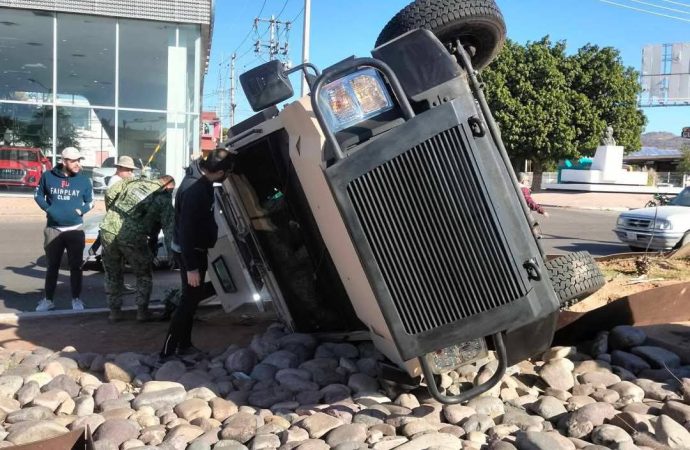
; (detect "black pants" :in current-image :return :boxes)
[44,228,85,300]
[160,251,209,357]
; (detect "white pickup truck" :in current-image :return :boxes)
[615,187,690,251]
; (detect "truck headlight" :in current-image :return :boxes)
[318,68,394,132]
[616,217,625,226]
[653,220,672,230]
[424,338,488,374]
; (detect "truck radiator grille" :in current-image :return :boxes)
[346,126,527,335]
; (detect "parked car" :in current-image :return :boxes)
[615,186,690,251]
[92,157,153,193]
[0,146,52,188]
[82,212,169,271]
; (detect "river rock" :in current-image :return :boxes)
[590,424,633,446]
[529,396,567,422]
[655,414,690,448]
[220,412,260,443]
[610,351,651,375]
[565,402,617,438]
[93,418,140,446]
[155,361,188,382]
[175,398,212,422]
[132,386,187,410]
[539,360,575,391]
[609,326,647,350]
[6,405,54,423]
[6,420,70,445]
[630,346,682,369]
[0,375,24,398]
[225,350,258,374]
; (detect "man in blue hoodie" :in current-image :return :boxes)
[34,147,94,312]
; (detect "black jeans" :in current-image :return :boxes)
[44,228,85,300]
[160,250,209,357]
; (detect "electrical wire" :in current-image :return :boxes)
[598,0,690,22]
[231,0,268,55]
[656,0,690,7]
[276,0,290,20]
[625,0,690,14]
[290,7,305,24]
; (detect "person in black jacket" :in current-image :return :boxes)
[160,148,232,359]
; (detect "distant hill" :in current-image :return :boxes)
[641,132,688,150]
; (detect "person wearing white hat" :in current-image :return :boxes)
[107,155,137,188]
[34,147,93,312]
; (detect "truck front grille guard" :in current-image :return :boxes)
[310,54,511,404]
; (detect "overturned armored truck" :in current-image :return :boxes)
[207,0,605,403]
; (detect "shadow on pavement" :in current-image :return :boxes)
[0,306,274,355]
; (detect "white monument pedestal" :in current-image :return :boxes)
[591,145,624,182]
[560,144,647,187]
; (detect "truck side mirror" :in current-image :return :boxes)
[240,60,294,112]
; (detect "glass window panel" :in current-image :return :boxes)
[0,9,54,102]
[57,14,116,107]
[56,107,115,170]
[0,103,54,157]
[179,24,201,113]
[119,19,176,110]
[118,110,167,176]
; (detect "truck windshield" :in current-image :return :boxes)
[0,149,39,162]
[670,188,690,207]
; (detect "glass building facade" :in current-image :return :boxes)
[0,1,212,187]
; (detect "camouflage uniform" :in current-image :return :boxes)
[100,178,174,309]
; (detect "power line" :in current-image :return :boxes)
[657,0,690,8]
[231,0,268,55]
[276,0,290,20]
[290,7,305,23]
[598,0,690,22]
[625,0,690,14]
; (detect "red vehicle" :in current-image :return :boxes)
[0,146,53,188]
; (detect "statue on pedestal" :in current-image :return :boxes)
[601,125,616,146]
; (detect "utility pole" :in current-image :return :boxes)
[255,15,291,63]
[301,0,311,96]
[218,52,225,129]
[230,53,237,127]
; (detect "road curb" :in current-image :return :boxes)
[0,304,165,324]
[542,204,630,212]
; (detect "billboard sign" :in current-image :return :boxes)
[640,43,690,107]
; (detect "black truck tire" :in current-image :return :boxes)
[546,251,606,309]
[376,0,506,70]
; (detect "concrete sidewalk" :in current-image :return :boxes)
[533,191,652,212]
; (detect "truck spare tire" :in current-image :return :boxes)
[376,0,506,70]
[546,251,606,309]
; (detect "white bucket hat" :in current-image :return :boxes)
[61,147,83,161]
[115,155,137,170]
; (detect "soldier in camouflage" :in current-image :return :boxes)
[100,175,175,322]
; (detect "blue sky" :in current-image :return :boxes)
[205,0,690,135]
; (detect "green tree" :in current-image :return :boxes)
[678,144,690,173]
[19,106,80,150]
[481,37,646,189]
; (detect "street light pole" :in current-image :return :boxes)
[300,0,311,97]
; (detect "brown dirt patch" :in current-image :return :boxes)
[568,255,690,313]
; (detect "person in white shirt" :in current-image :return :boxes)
[107,155,137,187]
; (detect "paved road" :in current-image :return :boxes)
[0,218,178,315]
[0,206,627,314]
[539,207,628,256]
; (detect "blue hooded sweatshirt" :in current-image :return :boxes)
[34,164,93,228]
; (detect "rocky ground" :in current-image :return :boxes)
[0,324,688,450]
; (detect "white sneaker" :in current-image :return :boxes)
[36,298,55,312]
[71,298,85,310]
